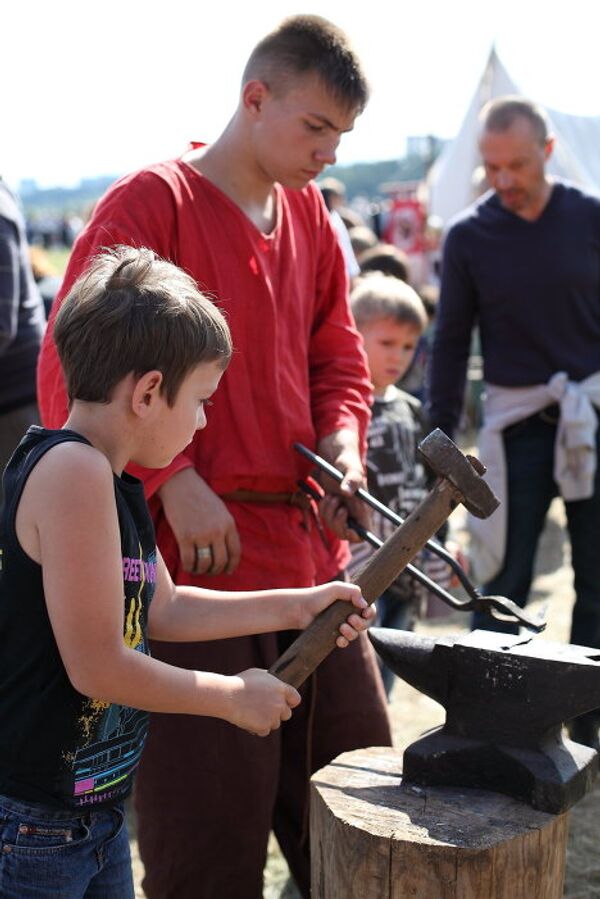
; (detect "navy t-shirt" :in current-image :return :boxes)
[348,387,429,602]
[0,427,156,809]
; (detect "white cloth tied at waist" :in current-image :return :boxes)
[468,371,600,584]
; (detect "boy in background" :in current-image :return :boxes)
[0,246,373,898]
[340,273,449,693]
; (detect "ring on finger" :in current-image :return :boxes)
[195,545,213,566]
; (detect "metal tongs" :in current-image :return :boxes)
[294,442,546,633]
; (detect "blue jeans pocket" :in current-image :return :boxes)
[0,802,91,856]
[0,797,133,898]
[3,819,91,853]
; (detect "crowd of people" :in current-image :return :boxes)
[1,12,599,899]
[26,212,83,251]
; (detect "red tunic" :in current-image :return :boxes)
[37,154,390,898]
[37,154,372,585]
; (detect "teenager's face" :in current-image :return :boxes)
[359,318,421,396]
[146,360,225,467]
[479,117,553,217]
[249,74,358,189]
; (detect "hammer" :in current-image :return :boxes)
[269,429,499,688]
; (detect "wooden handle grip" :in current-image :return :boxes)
[269,478,463,688]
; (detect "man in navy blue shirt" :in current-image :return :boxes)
[428,97,600,748]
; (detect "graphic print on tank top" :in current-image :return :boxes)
[71,543,157,806]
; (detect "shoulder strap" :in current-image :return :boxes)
[3,430,92,532]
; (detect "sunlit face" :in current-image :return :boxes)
[359,318,421,396]
[249,73,358,189]
[479,116,553,217]
[139,360,225,468]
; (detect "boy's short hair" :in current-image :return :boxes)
[479,96,549,145]
[54,245,232,406]
[358,242,411,284]
[351,272,427,333]
[242,15,369,113]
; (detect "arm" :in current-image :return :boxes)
[308,194,373,539]
[36,174,239,575]
[309,203,372,454]
[155,467,240,576]
[316,428,371,542]
[148,552,372,644]
[427,224,478,437]
[0,217,20,355]
[37,172,194,496]
[23,445,369,736]
[20,444,295,736]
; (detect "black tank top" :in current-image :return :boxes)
[0,427,156,809]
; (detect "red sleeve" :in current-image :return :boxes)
[307,188,372,457]
[36,168,194,497]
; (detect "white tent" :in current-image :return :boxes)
[427,48,600,225]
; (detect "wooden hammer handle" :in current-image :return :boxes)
[269,478,463,688]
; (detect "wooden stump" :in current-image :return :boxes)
[310,747,569,898]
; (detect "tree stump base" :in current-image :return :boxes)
[310,746,569,898]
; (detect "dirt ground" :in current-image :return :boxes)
[131,497,600,897]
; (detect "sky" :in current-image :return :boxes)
[3,0,599,189]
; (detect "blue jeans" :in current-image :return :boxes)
[0,794,134,898]
[473,407,600,649]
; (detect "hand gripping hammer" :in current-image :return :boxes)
[269,429,499,689]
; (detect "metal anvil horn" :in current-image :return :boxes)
[368,628,600,814]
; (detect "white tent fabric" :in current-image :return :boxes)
[427,48,600,225]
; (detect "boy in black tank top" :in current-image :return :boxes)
[0,246,373,898]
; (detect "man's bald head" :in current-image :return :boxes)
[479,96,549,145]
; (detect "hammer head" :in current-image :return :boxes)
[418,429,499,519]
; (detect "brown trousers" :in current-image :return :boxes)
[134,629,391,898]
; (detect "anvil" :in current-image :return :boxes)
[368,628,600,814]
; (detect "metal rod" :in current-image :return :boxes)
[298,477,449,601]
[295,450,545,633]
[294,442,479,600]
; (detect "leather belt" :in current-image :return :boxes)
[220,490,313,511]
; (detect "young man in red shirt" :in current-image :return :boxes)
[38,16,391,898]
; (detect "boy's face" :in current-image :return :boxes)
[249,73,358,190]
[141,360,225,468]
[359,317,421,396]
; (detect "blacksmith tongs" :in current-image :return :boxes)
[294,442,546,633]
